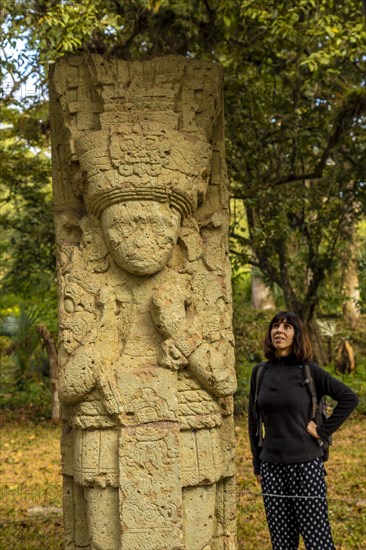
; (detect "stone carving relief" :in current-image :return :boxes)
[50,54,237,550]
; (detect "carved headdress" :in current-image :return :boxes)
[75,122,212,219]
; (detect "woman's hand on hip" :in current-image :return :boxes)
[307,420,320,439]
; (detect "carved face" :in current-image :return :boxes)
[101,201,181,275]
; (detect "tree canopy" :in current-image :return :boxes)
[1,0,365,337]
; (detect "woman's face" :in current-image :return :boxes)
[270,320,295,356]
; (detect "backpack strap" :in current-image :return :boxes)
[303,362,318,420]
[254,362,267,447]
[303,361,331,457]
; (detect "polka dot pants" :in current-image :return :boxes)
[260,458,335,550]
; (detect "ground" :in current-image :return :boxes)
[0,413,365,549]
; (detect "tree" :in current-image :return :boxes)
[1,10,57,408]
[1,0,365,361]
[341,225,361,328]
[37,323,59,420]
[251,267,275,311]
[0,103,56,311]
[224,1,366,357]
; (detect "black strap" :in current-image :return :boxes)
[304,362,317,420]
[254,363,267,447]
[303,362,331,452]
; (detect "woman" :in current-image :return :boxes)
[248,311,359,550]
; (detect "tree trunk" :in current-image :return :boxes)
[307,321,328,366]
[342,227,361,329]
[335,340,356,374]
[251,268,275,310]
[37,324,60,421]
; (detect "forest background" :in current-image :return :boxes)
[1,0,365,416]
[0,1,365,549]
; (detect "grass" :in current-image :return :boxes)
[0,412,365,549]
[0,417,63,550]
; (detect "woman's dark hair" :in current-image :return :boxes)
[264,311,313,362]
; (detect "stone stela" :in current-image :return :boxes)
[50,54,237,550]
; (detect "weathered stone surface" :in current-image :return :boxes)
[50,54,237,550]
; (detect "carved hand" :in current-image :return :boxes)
[59,288,121,408]
[58,348,99,404]
[151,282,189,338]
[158,339,189,371]
[152,281,201,369]
[188,342,237,397]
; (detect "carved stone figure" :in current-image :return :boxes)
[50,54,237,550]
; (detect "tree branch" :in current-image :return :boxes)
[229,231,251,247]
[231,172,321,200]
[229,248,260,267]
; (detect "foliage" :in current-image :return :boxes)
[0,305,52,377]
[225,0,366,327]
[1,1,365,370]
[0,306,53,418]
[0,331,52,418]
[0,368,52,418]
[1,11,58,382]
[0,103,56,303]
[232,179,363,325]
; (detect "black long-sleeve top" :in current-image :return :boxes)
[248,355,359,475]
